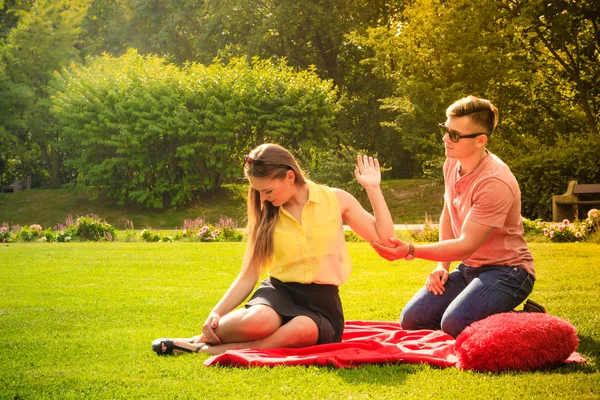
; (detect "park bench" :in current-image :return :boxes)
[552,180,600,222]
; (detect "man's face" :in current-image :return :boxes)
[442,116,487,159]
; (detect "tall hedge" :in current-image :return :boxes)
[510,135,600,220]
[51,50,340,208]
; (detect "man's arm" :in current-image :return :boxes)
[370,216,494,262]
[427,201,454,294]
[416,217,493,261]
[436,201,455,269]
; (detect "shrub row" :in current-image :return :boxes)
[3,209,597,245]
[523,209,599,243]
[0,215,245,243]
[1,215,116,243]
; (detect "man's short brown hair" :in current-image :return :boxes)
[446,96,499,136]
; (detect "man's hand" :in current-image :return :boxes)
[370,236,409,261]
[426,265,449,295]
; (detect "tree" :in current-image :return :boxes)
[351,0,597,175]
[503,0,600,136]
[117,0,204,63]
[1,0,90,187]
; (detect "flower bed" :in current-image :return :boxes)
[524,209,599,243]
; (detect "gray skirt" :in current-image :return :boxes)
[246,277,344,344]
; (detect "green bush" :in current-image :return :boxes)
[214,216,244,242]
[219,226,244,242]
[522,217,544,235]
[16,224,43,242]
[0,226,14,243]
[523,211,598,243]
[510,135,600,220]
[51,50,341,209]
[181,217,244,242]
[72,216,117,241]
[409,215,439,243]
[56,231,75,242]
[140,229,162,242]
[344,230,366,242]
[541,220,585,243]
[42,228,56,243]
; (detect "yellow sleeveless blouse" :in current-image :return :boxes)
[268,181,352,285]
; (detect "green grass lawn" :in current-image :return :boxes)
[0,242,598,399]
[0,179,444,229]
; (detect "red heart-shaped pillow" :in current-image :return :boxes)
[455,312,578,372]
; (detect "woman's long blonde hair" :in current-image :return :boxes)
[243,143,307,274]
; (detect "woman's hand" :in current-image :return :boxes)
[354,155,381,190]
[200,312,222,345]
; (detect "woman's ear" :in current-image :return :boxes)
[286,169,296,184]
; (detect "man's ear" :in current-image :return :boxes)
[477,134,488,148]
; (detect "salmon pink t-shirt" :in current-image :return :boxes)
[443,151,535,279]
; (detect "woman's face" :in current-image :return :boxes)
[248,171,295,207]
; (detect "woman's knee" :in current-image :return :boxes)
[240,305,282,338]
[281,316,318,347]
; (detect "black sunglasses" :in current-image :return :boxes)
[439,123,487,143]
[243,155,289,173]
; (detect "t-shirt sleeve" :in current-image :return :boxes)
[466,178,514,228]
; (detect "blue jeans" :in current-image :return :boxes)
[400,264,534,337]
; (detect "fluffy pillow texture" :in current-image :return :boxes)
[455,312,578,372]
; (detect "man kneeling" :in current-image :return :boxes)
[372,96,544,338]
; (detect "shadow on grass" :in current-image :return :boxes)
[544,334,599,374]
[526,334,599,375]
[578,334,600,358]
[331,363,424,386]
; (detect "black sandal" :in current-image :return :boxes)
[523,299,547,313]
[152,338,205,356]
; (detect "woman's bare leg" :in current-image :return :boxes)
[212,305,283,343]
[167,307,318,355]
[198,315,319,355]
[172,305,283,351]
